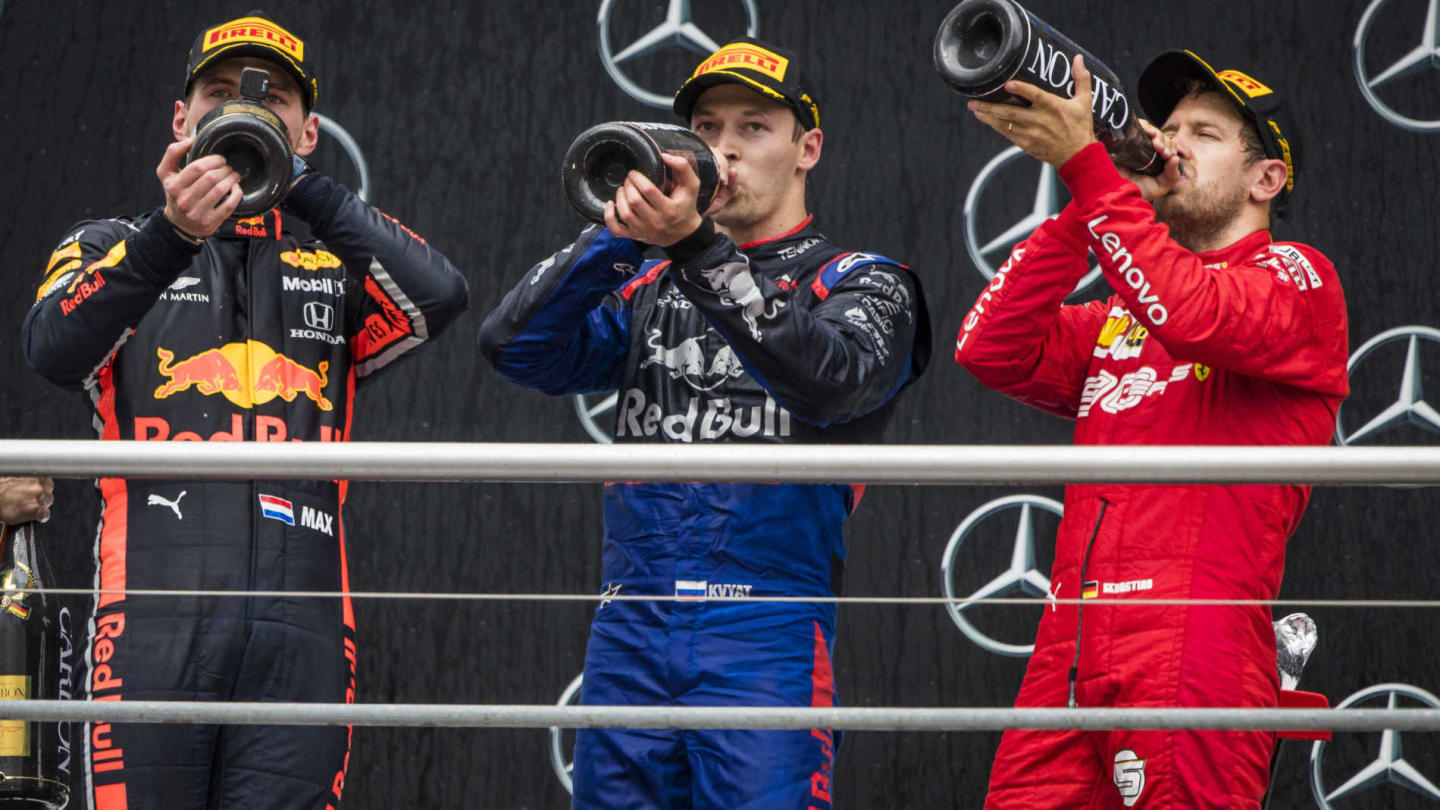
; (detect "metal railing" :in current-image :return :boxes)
[2,441,1439,484]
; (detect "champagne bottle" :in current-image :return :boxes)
[0,521,70,809]
[934,0,1162,175]
[562,122,722,224]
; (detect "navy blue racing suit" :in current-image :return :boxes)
[479,216,930,809]
[22,172,469,810]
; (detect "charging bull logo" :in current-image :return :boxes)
[640,329,746,392]
[154,341,332,410]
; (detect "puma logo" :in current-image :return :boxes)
[147,490,186,520]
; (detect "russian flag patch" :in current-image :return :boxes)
[258,494,295,525]
[675,580,707,601]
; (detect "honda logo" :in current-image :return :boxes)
[303,301,335,332]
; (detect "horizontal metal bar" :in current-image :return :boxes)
[15,586,1440,610]
[4,701,1439,732]
[2,441,1438,485]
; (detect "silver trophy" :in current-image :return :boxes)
[1274,612,1318,691]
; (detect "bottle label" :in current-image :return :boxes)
[1,562,35,620]
[0,674,32,756]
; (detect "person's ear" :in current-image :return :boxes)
[797,127,823,171]
[1251,157,1287,204]
[295,113,320,157]
[173,99,190,141]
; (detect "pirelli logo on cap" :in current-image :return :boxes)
[203,16,305,61]
[694,43,788,83]
[1216,69,1272,99]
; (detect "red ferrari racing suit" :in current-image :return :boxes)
[955,143,1348,809]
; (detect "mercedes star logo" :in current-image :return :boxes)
[1334,325,1440,445]
[940,493,1062,658]
[550,672,585,794]
[314,114,372,202]
[596,0,759,108]
[1309,682,1440,808]
[573,391,617,444]
[1353,0,1440,132]
[964,146,1101,297]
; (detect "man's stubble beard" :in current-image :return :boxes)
[1154,176,1249,253]
[713,191,763,232]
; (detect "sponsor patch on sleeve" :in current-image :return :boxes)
[1267,245,1322,290]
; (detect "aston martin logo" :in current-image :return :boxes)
[596,0,759,108]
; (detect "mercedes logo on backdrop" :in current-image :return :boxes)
[313,114,371,202]
[1309,682,1440,808]
[573,391,617,444]
[596,0,760,108]
[1353,0,1440,131]
[1334,326,1440,446]
[964,146,1102,297]
[549,672,585,794]
[940,494,1061,657]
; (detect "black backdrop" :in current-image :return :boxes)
[3,1,1438,807]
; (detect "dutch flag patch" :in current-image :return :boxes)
[258,494,295,525]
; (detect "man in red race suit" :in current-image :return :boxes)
[956,51,1348,808]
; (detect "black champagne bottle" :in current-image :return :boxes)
[0,521,70,809]
[934,0,1162,174]
[562,122,722,224]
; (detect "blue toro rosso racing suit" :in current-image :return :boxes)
[480,216,930,809]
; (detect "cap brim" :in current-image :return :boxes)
[672,70,792,121]
[188,43,312,106]
[1137,50,1249,127]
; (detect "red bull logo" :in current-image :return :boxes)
[233,215,270,238]
[154,341,332,411]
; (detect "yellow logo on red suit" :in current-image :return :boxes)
[1216,69,1272,98]
[693,43,788,82]
[203,17,305,61]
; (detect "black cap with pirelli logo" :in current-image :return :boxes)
[185,10,317,109]
[1138,50,1299,212]
[673,37,820,131]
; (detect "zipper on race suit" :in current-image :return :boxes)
[1067,497,1108,709]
